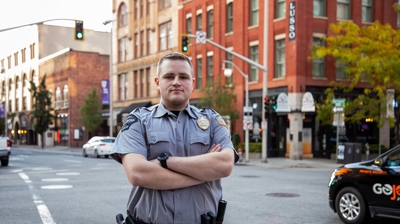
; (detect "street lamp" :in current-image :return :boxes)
[222,60,250,162]
[0,67,7,137]
[103,19,113,137]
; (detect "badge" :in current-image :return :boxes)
[216,115,227,127]
[197,117,210,130]
[121,114,138,132]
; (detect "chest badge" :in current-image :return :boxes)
[197,117,210,130]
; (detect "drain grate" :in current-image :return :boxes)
[265,193,300,198]
[238,175,261,178]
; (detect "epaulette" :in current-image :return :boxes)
[200,107,218,114]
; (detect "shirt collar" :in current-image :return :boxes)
[153,102,196,119]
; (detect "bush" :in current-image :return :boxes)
[236,142,262,153]
[232,133,240,149]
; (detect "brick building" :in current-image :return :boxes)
[40,48,110,147]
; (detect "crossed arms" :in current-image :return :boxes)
[121,144,235,190]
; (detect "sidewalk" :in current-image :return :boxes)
[14,144,347,169]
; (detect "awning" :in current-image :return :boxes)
[117,101,152,124]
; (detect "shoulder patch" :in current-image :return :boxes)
[121,114,138,132]
[215,115,227,127]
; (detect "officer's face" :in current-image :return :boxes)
[155,59,195,110]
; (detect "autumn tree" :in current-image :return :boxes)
[198,77,239,132]
[312,21,400,143]
[29,75,54,148]
[79,87,103,138]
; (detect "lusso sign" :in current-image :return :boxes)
[289,1,296,41]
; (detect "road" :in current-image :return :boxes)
[0,147,396,224]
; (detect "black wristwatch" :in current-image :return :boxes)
[157,152,169,169]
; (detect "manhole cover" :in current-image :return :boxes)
[239,175,260,178]
[265,193,300,198]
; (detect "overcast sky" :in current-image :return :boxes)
[0,0,112,57]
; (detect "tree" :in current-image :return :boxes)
[79,87,103,138]
[311,21,400,143]
[197,77,239,132]
[29,75,54,148]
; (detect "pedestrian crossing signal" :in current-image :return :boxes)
[75,20,84,41]
[180,34,189,54]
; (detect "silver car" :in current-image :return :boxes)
[82,136,115,158]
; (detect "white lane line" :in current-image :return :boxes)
[63,159,82,164]
[18,172,56,224]
[41,178,69,182]
[56,172,80,176]
[41,185,73,189]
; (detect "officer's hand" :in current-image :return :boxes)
[207,144,222,153]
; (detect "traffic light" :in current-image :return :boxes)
[264,96,270,114]
[75,20,84,41]
[271,96,277,111]
[180,34,189,54]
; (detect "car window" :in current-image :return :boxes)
[101,139,115,143]
[386,149,400,167]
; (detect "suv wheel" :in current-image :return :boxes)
[335,187,369,224]
[1,157,9,166]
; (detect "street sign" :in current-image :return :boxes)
[196,31,206,44]
[332,98,346,107]
[332,106,344,113]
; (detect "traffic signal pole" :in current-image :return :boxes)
[0,18,77,33]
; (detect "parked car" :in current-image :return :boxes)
[328,144,400,224]
[82,136,115,158]
[0,137,12,166]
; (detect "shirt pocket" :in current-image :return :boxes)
[190,133,210,156]
[147,132,170,159]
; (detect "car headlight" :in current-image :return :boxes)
[328,169,338,187]
[328,168,353,187]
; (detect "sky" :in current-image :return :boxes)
[0,0,112,56]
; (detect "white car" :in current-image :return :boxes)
[82,136,115,158]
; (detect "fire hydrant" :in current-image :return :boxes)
[238,148,243,162]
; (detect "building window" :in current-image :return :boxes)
[312,37,325,78]
[146,67,150,96]
[186,17,192,34]
[134,71,138,98]
[119,3,127,26]
[398,12,400,27]
[313,0,326,17]
[7,56,11,69]
[140,0,144,18]
[14,52,18,66]
[207,55,213,83]
[134,0,138,20]
[56,87,61,109]
[159,21,172,51]
[207,10,213,38]
[21,48,26,63]
[196,58,202,89]
[362,0,372,22]
[249,45,259,81]
[63,85,69,108]
[135,33,139,58]
[118,37,128,62]
[276,0,286,19]
[23,96,27,111]
[30,43,35,59]
[147,29,151,55]
[196,13,202,31]
[119,74,128,100]
[250,0,259,26]
[140,31,144,56]
[158,0,171,11]
[337,0,351,20]
[146,0,151,16]
[275,39,286,78]
[226,3,233,33]
[140,69,144,97]
[336,61,346,79]
[225,50,233,84]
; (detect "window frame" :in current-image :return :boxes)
[196,57,202,89]
[119,3,128,26]
[226,3,233,33]
[362,0,373,23]
[276,0,286,19]
[337,0,351,20]
[207,10,213,38]
[313,0,326,17]
[249,45,259,82]
[250,0,259,26]
[312,37,325,78]
[159,21,172,51]
[275,38,286,78]
[207,55,213,83]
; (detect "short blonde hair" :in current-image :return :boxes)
[156,52,194,77]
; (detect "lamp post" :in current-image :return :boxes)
[0,67,7,137]
[103,19,113,137]
[222,60,250,162]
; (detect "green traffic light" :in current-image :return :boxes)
[182,46,188,52]
[76,32,83,39]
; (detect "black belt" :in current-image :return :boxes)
[125,215,150,224]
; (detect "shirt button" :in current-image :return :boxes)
[176,194,180,198]
[177,138,181,142]
[176,213,181,217]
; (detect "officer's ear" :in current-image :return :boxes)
[154,76,160,89]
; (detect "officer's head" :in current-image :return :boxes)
[156,52,194,77]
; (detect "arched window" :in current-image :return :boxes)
[119,3,128,27]
[15,76,20,111]
[63,85,68,108]
[56,87,61,109]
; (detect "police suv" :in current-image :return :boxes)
[328,145,400,224]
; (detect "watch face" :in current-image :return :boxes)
[158,152,169,160]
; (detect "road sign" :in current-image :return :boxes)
[332,98,346,107]
[196,31,206,44]
[333,107,344,113]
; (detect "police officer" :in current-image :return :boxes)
[110,52,239,224]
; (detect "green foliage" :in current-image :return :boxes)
[232,133,240,148]
[29,75,54,148]
[197,76,239,128]
[79,87,103,135]
[311,21,400,142]
[237,142,262,153]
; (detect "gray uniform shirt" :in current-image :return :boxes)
[110,103,238,224]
